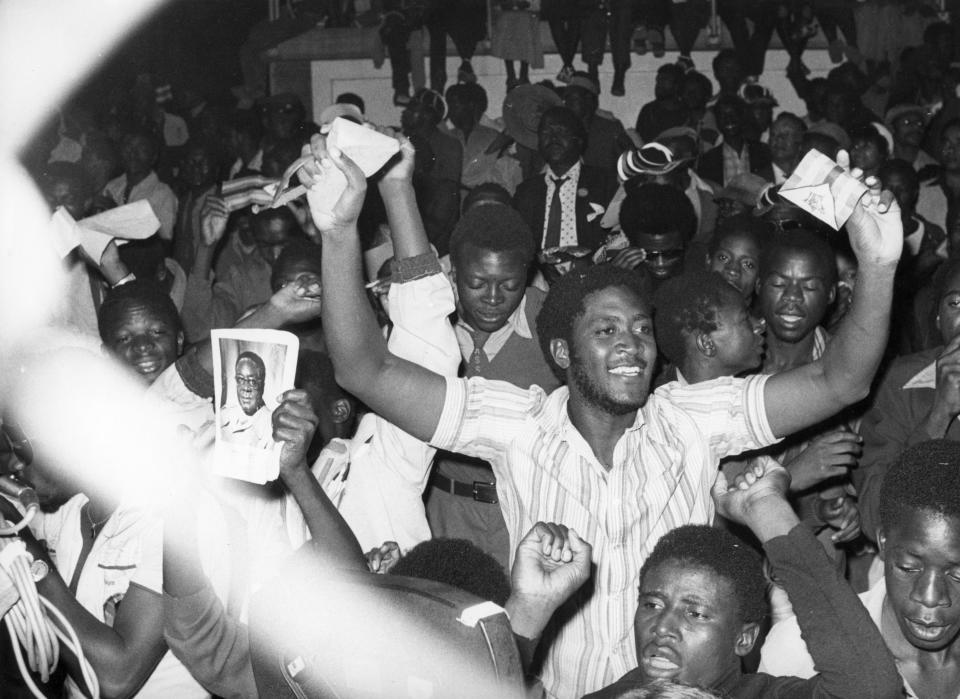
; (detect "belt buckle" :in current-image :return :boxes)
[471,481,498,504]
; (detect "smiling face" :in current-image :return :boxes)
[235,357,265,416]
[759,247,835,344]
[558,286,657,416]
[102,301,183,384]
[453,246,528,334]
[709,233,760,299]
[634,561,754,688]
[880,510,960,652]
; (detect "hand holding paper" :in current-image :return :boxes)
[845,176,902,268]
[779,149,869,230]
[299,131,369,235]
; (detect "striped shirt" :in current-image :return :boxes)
[431,373,778,698]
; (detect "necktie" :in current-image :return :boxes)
[469,331,490,375]
[544,176,568,249]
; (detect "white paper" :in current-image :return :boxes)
[212,328,300,484]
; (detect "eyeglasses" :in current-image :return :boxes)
[235,375,264,388]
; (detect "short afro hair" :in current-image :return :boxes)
[98,279,182,343]
[536,265,651,381]
[270,239,323,292]
[653,272,735,364]
[640,525,766,625]
[620,183,697,244]
[462,182,512,213]
[880,440,960,533]
[390,538,510,606]
[759,230,838,288]
[709,214,769,256]
[449,203,535,268]
[878,158,919,193]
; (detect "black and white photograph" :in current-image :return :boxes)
[212,328,299,483]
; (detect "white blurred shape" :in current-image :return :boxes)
[0,0,165,154]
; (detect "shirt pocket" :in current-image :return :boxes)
[96,537,142,621]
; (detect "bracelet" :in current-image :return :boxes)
[111,272,136,289]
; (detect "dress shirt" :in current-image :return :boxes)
[430,371,778,698]
[454,291,532,364]
[103,171,178,240]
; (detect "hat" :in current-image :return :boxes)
[502,84,563,150]
[885,103,927,129]
[808,121,851,150]
[616,143,689,181]
[870,121,895,155]
[654,126,700,143]
[738,83,778,107]
[715,173,774,212]
[319,103,364,125]
[566,73,599,96]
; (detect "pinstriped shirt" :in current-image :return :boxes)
[431,373,778,699]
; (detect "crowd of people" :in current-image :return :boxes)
[3,1,960,698]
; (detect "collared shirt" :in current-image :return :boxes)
[721,142,751,186]
[542,160,583,248]
[454,291,532,365]
[760,578,945,698]
[103,171,178,241]
[430,372,778,698]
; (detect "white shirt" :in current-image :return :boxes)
[31,494,209,698]
[542,161,583,248]
[430,372,778,698]
[103,172,178,241]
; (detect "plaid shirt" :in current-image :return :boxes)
[430,373,778,698]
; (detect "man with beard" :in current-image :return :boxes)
[220,351,273,449]
[306,134,902,698]
[761,439,960,698]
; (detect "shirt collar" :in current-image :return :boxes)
[455,290,533,340]
[543,159,583,182]
[904,359,938,390]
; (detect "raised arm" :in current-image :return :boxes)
[274,389,367,572]
[377,131,432,260]
[763,177,902,437]
[713,462,902,699]
[302,136,447,443]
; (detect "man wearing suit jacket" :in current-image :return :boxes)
[697,95,774,187]
[512,106,619,254]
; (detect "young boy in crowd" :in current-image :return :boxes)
[584,459,902,699]
[762,440,960,698]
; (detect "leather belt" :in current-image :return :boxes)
[432,472,499,504]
